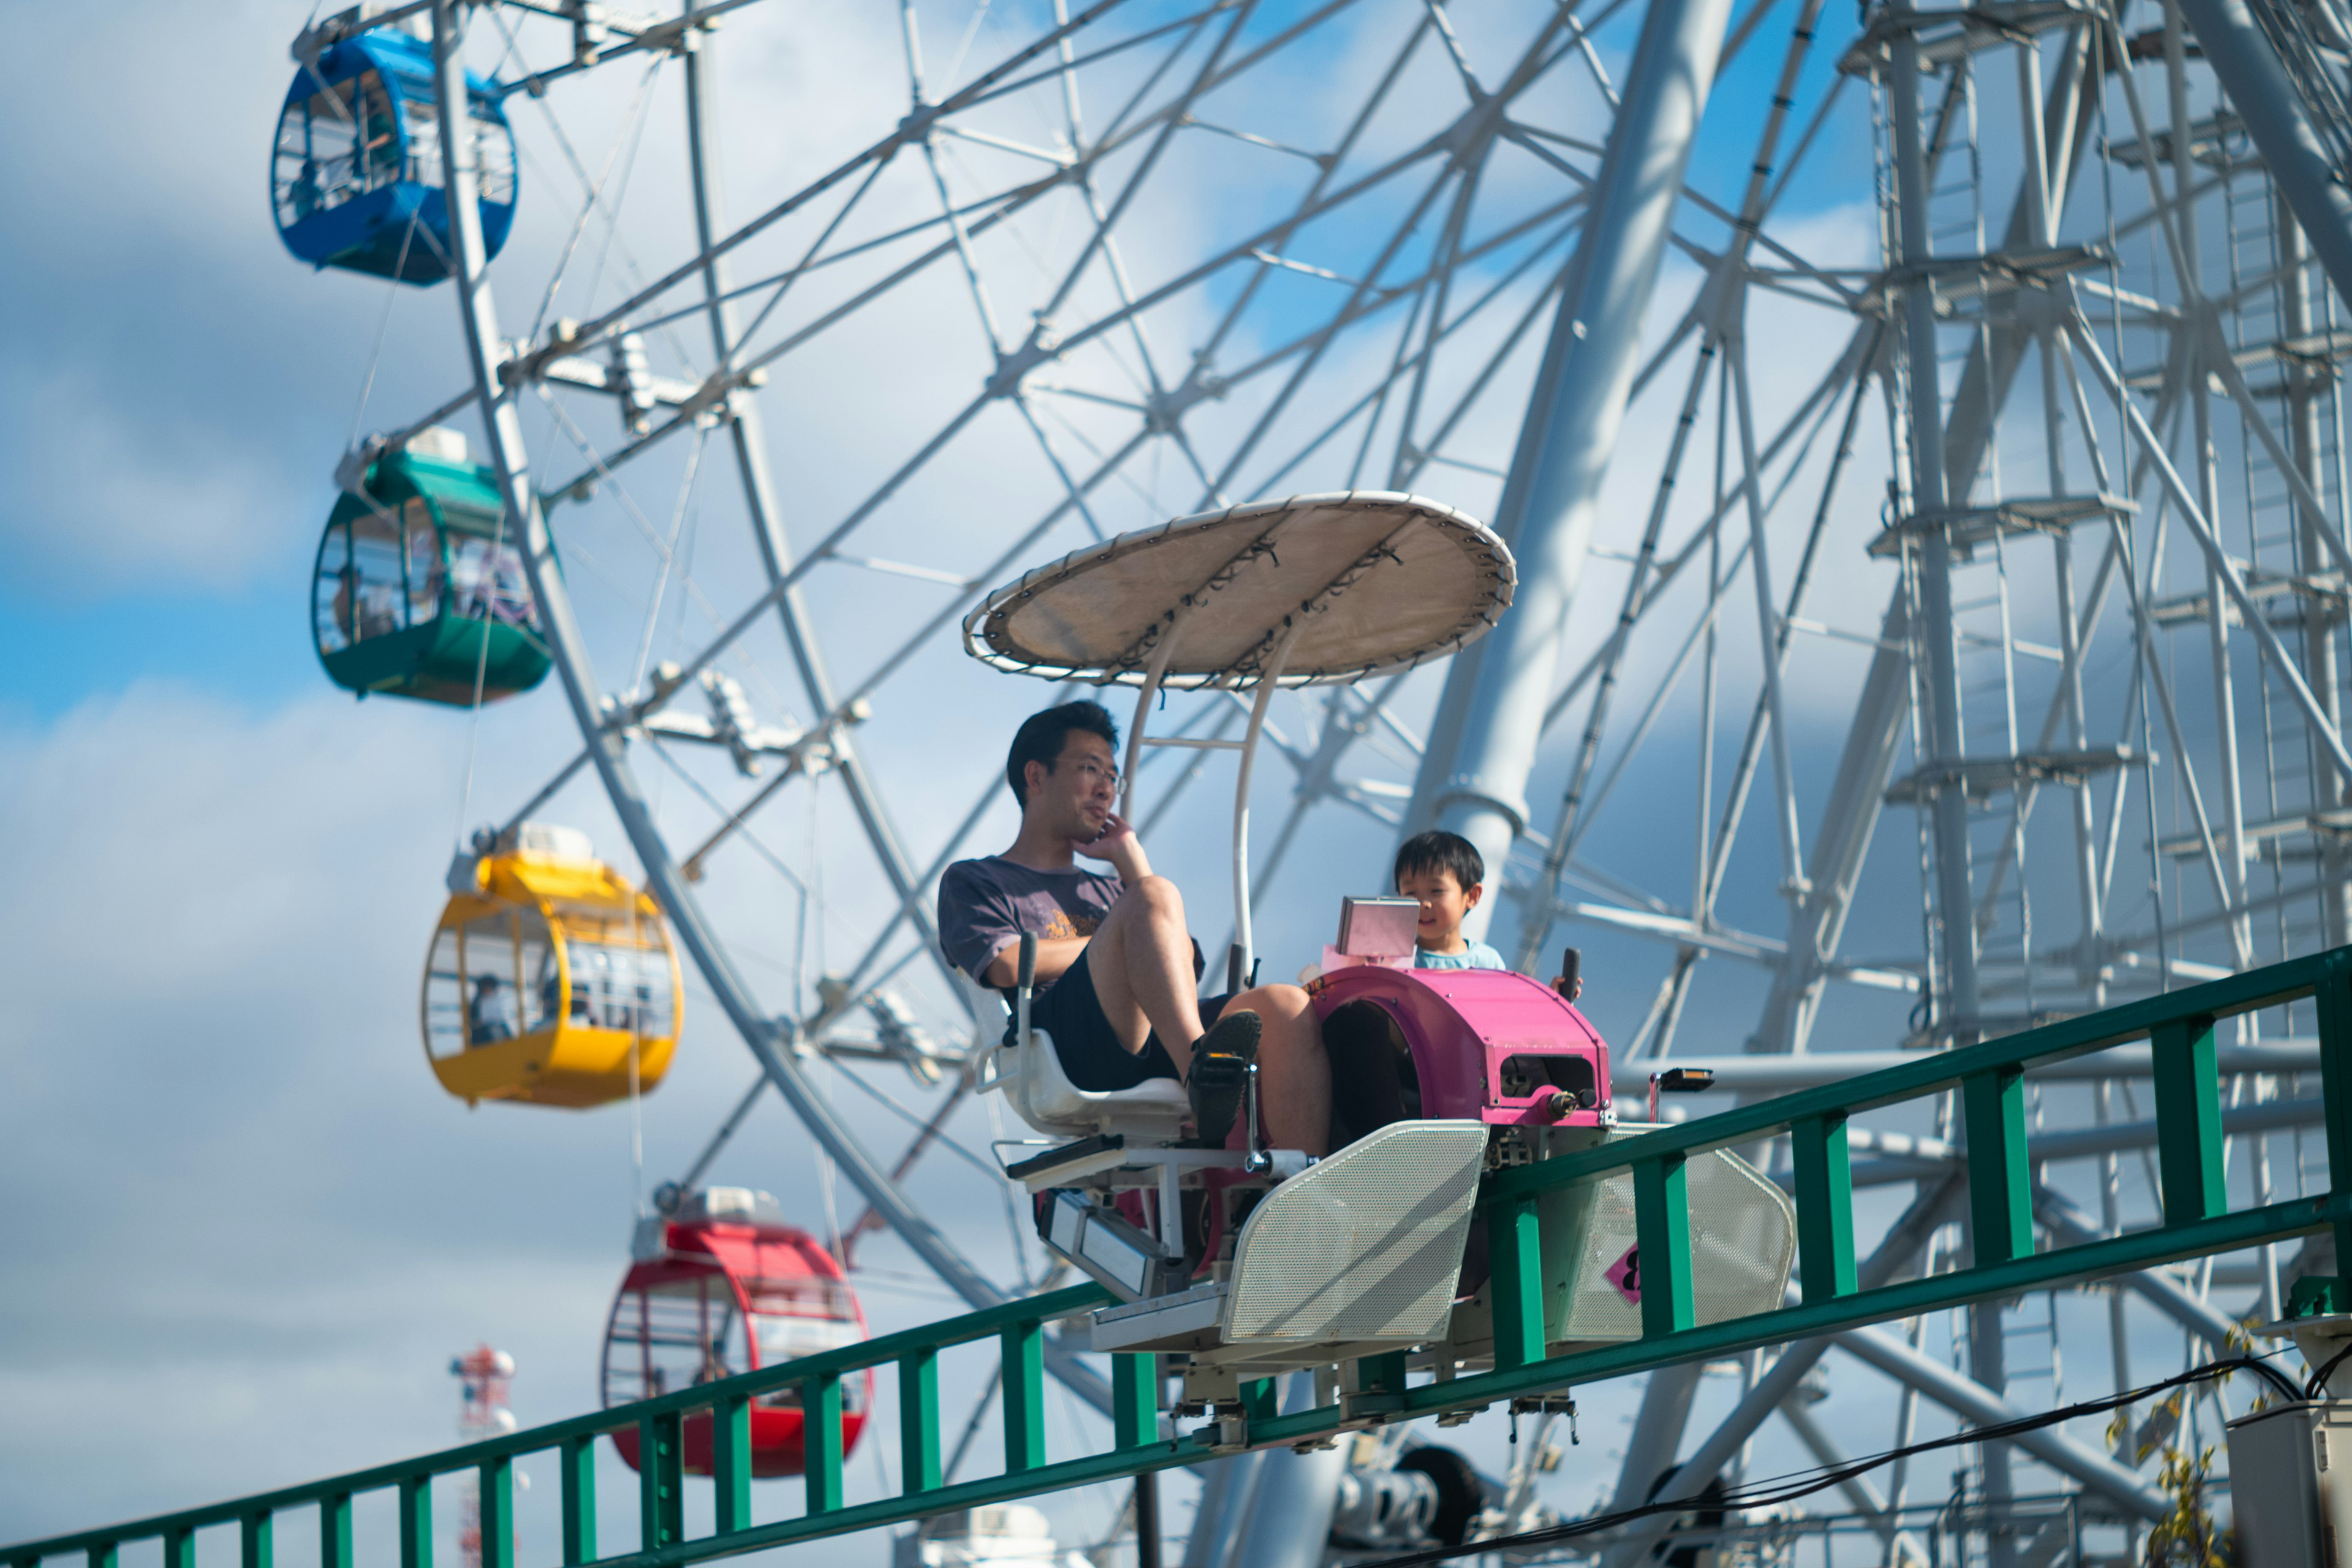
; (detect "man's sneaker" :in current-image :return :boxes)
[1186,1009,1262,1148]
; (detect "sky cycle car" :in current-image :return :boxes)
[960,494,1798,1433]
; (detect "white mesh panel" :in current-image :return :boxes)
[1223,1121,1489,1343]
[1550,1129,1795,1344]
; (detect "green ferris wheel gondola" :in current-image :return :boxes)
[311,442,552,705]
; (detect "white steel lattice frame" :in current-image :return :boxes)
[306,0,2352,1553]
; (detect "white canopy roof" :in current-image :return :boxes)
[960,492,1514,689]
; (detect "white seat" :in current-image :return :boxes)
[965,974,1191,1140]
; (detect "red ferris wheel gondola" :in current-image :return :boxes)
[601,1187,871,1478]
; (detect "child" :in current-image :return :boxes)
[1394,831,1509,971]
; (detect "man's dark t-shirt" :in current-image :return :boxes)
[937,856,1123,992]
[938,855,1213,1092]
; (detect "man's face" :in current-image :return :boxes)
[1028,731,1118,840]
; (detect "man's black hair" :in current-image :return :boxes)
[1006,701,1120,809]
[1393,829,1485,891]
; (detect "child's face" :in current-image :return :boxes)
[1397,865,1482,947]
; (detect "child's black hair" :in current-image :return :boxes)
[1006,701,1120,807]
[1393,829,1484,891]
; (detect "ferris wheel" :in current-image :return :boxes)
[282,0,1770,1349]
[270,0,2346,1550]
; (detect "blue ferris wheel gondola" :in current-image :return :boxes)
[273,30,516,284]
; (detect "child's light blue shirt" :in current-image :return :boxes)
[1413,941,1507,971]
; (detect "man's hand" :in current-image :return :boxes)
[1072,811,1151,881]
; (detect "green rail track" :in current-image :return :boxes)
[13,947,2352,1568]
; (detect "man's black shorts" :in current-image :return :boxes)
[1014,947,1235,1092]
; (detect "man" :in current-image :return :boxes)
[938,701,1330,1156]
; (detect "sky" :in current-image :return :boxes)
[0,0,2256,1564]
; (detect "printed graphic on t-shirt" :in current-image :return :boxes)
[1038,908,1100,941]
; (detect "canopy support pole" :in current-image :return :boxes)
[1121,604,1199,822]
[1232,622,1308,983]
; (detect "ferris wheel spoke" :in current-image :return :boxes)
[1387,157,1492,487]
[1183,18,1436,371]
[1008,395,1114,542]
[702,159,913,351]
[1199,162,1460,503]
[643,737,812,900]
[934,121,1072,166]
[827,772,1007,1007]
[1063,181,1177,402]
[625,426,712,695]
[519,0,1142,384]
[508,51,673,344]
[944,0,1231,121]
[1033,7,1258,331]
[1180,105,1585,432]
[1063,0,1239,164]
[775,425,1161,725]
[1389,232,1582,489]
[1261,200,1589,496]
[918,144,1016,352]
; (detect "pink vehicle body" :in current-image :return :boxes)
[1305,964,1611,1133]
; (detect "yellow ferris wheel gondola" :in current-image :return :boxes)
[422,824,682,1109]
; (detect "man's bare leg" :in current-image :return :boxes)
[1221,984,1328,1157]
[1087,880,1328,1154]
[1084,875,1208,1068]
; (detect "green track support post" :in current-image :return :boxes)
[1632,1153,1694,1336]
[1355,1355,1406,1397]
[1240,1378,1281,1425]
[2152,1014,2226,1223]
[320,1493,352,1568]
[1792,1112,1857,1302]
[88,1543,116,1568]
[712,1392,753,1534]
[1001,1318,1046,1474]
[803,1373,845,1515]
[639,1411,684,1550]
[1488,1195,1545,1368]
[165,1527,195,1568]
[2318,956,2352,1268]
[1112,1354,1158,1450]
[240,1512,271,1568]
[900,1348,941,1494]
[559,1436,597,1566]
[477,1460,513,1568]
[398,1476,431,1568]
[1962,1068,2033,1265]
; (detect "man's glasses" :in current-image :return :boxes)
[1063,758,1121,790]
